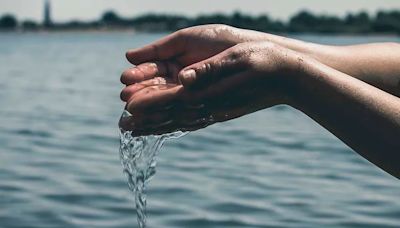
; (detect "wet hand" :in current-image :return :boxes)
[121,24,267,86]
[120,41,304,135]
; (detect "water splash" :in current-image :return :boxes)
[119,110,186,228]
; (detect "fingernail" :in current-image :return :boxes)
[181,69,196,85]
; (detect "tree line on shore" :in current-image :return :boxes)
[1,9,400,34]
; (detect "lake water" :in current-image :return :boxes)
[0,32,399,228]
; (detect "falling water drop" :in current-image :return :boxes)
[119,110,186,227]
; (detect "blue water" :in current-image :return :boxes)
[0,32,399,228]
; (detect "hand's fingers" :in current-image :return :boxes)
[120,77,171,102]
[119,112,173,132]
[178,46,249,88]
[122,105,245,135]
[119,103,176,131]
[126,32,186,65]
[120,101,209,132]
[179,70,254,107]
[138,105,209,125]
[124,70,256,128]
[122,69,251,111]
[134,103,247,136]
[121,61,182,85]
[132,102,253,135]
[119,95,255,134]
[121,62,164,85]
[126,84,184,114]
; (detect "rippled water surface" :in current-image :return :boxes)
[0,32,399,228]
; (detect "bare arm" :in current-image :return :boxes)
[298,42,400,97]
[289,56,400,178]
[239,28,400,97]
[120,26,400,179]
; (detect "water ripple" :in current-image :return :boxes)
[0,33,399,228]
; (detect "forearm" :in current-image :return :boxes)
[240,28,400,97]
[288,56,400,178]
[304,43,400,97]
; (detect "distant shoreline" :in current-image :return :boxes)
[2,10,400,36]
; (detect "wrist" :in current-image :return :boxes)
[280,52,319,108]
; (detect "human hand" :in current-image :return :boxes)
[120,41,304,135]
[120,24,269,86]
[119,24,276,134]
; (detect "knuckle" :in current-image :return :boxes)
[196,62,213,75]
[226,48,243,63]
[173,29,188,45]
[204,62,213,73]
[227,46,253,67]
[150,44,160,59]
[215,24,231,31]
[263,41,278,50]
[175,29,186,38]
[246,50,260,65]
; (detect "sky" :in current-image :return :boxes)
[1,0,400,23]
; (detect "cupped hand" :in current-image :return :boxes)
[120,41,304,136]
[120,24,266,86]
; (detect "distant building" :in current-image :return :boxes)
[43,0,52,27]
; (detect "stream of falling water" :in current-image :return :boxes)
[119,110,186,228]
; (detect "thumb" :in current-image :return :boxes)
[178,48,246,88]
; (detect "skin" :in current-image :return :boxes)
[119,25,400,179]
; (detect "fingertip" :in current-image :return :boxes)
[125,50,137,64]
[126,49,148,65]
[179,69,196,87]
[120,68,141,85]
[125,50,130,60]
[120,69,130,84]
[120,87,130,102]
[125,45,156,65]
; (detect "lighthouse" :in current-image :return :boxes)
[43,0,52,28]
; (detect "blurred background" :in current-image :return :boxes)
[0,1,399,227]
